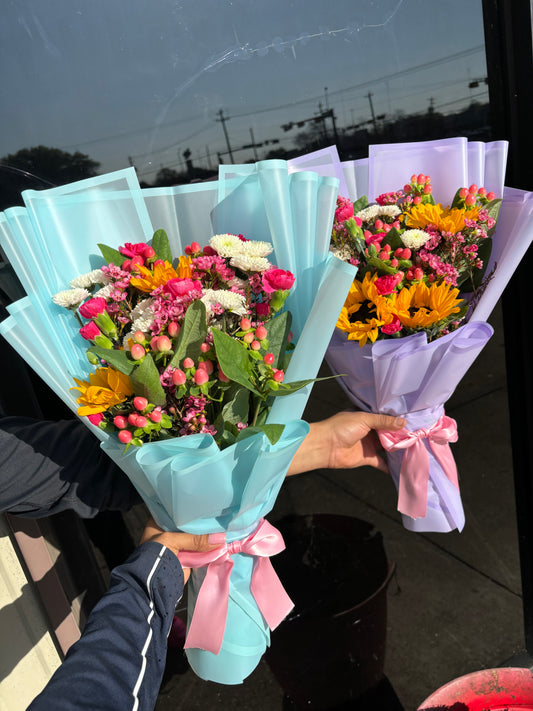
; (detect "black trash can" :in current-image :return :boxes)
[266,514,396,710]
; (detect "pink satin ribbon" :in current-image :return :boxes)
[177,518,293,655]
[378,414,459,519]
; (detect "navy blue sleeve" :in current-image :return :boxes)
[28,541,183,711]
[0,416,139,518]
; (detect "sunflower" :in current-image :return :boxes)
[336,272,394,347]
[71,367,133,416]
[129,257,192,293]
[391,280,463,330]
[405,203,480,233]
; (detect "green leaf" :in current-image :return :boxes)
[211,329,261,396]
[383,227,404,251]
[271,374,340,397]
[169,300,208,367]
[98,243,124,266]
[486,199,502,237]
[221,386,250,425]
[237,423,285,445]
[264,311,291,369]
[460,237,493,292]
[129,353,167,406]
[88,346,136,375]
[352,195,368,213]
[366,255,397,275]
[152,229,173,263]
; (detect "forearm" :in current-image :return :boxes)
[28,541,183,711]
[0,416,139,518]
[286,422,326,476]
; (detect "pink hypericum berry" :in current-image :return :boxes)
[172,369,187,386]
[255,325,267,340]
[378,251,389,261]
[394,248,404,258]
[144,246,155,259]
[198,360,214,375]
[406,268,414,280]
[150,336,159,350]
[218,369,230,383]
[390,258,399,268]
[149,410,162,423]
[130,255,144,271]
[410,174,417,183]
[413,267,424,280]
[133,331,145,344]
[156,335,172,352]
[134,396,148,411]
[243,332,254,344]
[240,317,252,331]
[465,194,476,207]
[200,342,210,353]
[459,188,468,199]
[154,259,164,267]
[263,353,275,365]
[167,322,180,338]
[250,340,261,351]
[183,357,194,369]
[423,184,432,194]
[417,174,426,185]
[469,184,478,194]
[401,248,411,260]
[413,196,422,205]
[383,244,391,252]
[135,416,148,428]
[122,259,132,271]
[194,369,209,386]
[118,430,133,444]
[130,344,146,360]
[478,187,487,197]
[374,219,384,230]
[487,191,495,201]
[128,413,140,426]
[383,223,391,233]
[114,415,128,429]
[273,370,285,383]
[404,184,411,193]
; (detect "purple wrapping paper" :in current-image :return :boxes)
[326,322,493,532]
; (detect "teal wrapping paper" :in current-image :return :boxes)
[0,161,356,684]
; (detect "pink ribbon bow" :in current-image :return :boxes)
[378,414,459,519]
[177,518,293,655]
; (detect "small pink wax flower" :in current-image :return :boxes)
[79,321,101,341]
[262,268,295,294]
[79,297,107,319]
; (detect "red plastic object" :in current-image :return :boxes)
[417,667,533,710]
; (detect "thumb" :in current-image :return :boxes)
[364,413,406,431]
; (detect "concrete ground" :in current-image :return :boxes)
[125,301,525,710]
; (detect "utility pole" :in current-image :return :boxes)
[249,128,259,161]
[367,92,378,133]
[216,109,234,164]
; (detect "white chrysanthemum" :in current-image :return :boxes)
[69,269,107,289]
[230,255,271,273]
[235,240,273,258]
[400,229,432,250]
[52,288,90,308]
[92,284,114,300]
[356,204,401,222]
[209,233,244,257]
[201,289,248,317]
[330,246,352,262]
[130,298,155,333]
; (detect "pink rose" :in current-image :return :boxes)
[79,321,102,341]
[381,316,402,335]
[262,268,295,294]
[79,297,107,319]
[163,278,203,297]
[335,196,354,223]
[87,413,104,426]
[375,275,398,296]
[119,242,149,258]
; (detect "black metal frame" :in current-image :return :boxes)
[482,0,533,653]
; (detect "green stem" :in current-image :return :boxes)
[73,309,84,328]
[251,398,262,427]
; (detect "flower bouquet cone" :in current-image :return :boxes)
[323,138,533,533]
[0,161,355,683]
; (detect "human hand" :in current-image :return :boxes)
[140,517,224,582]
[287,410,406,476]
